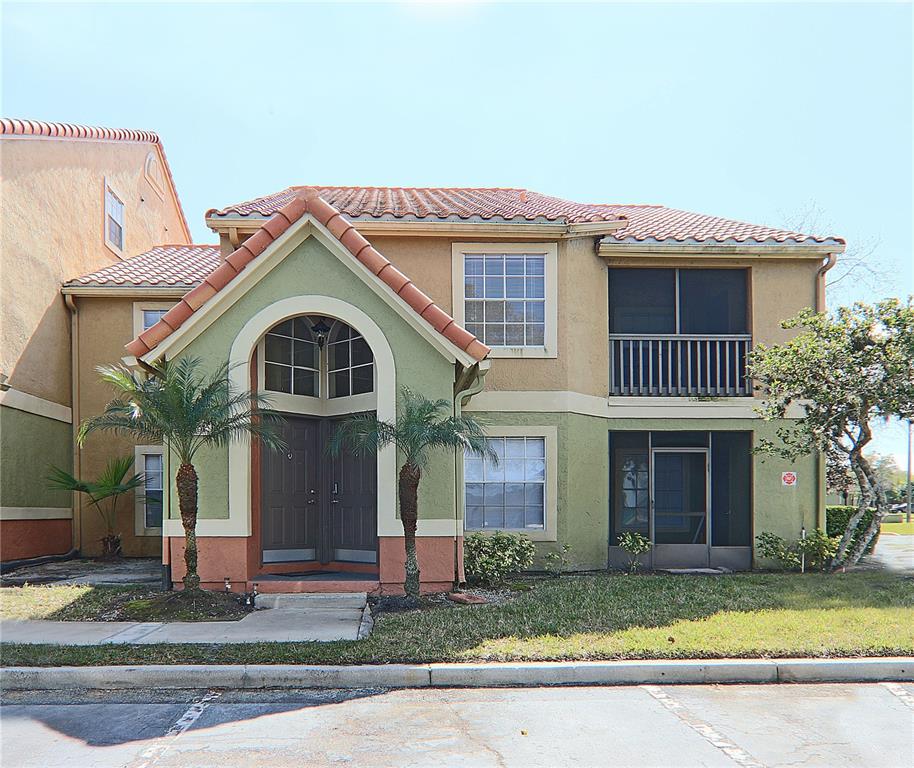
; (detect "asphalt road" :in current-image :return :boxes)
[2,683,912,767]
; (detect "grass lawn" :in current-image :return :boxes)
[0,584,249,622]
[882,521,914,535]
[2,572,912,667]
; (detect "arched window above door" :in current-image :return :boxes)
[262,315,374,400]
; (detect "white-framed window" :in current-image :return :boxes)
[463,425,558,541]
[452,243,558,358]
[132,302,175,338]
[104,181,125,254]
[134,445,164,535]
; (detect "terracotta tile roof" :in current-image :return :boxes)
[210,186,842,245]
[65,245,220,287]
[601,204,844,246]
[1,118,191,242]
[125,193,489,362]
[209,186,626,225]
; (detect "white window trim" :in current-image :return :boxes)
[133,301,176,339]
[463,424,558,542]
[134,444,164,537]
[103,178,125,257]
[451,242,558,359]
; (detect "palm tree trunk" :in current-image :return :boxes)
[398,462,421,599]
[176,462,200,591]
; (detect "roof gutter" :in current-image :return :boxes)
[206,215,627,239]
[61,286,191,298]
[816,252,839,312]
[598,240,846,258]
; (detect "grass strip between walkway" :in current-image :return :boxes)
[2,572,912,666]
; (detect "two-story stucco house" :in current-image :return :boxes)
[0,120,189,564]
[58,180,843,594]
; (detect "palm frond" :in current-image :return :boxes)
[327,413,399,457]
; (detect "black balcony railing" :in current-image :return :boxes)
[610,334,752,397]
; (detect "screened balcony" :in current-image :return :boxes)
[609,268,752,397]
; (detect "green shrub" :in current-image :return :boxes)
[826,506,878,555]
[755,529,839,571]
[464,531,536,586]
[616,531,652,573]
[544,544,571,577]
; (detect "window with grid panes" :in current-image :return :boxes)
[463,254,546,347]
[327,322,374,398]
[142,452,164,529]
[105,185,125,251]
[263,317,320,396]
[465,437,546,530]
[142,309,168,331]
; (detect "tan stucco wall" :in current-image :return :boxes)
[0,137,187,405]
[73,295,165,557]
[368,236,820,398]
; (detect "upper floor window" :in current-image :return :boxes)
[142,309,168,331]
[609,268,748,335]
[263,316,373,400]
[452,243,558,358]
[104,183,125,253]
[464,253,545,347]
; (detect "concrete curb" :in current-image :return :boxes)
[2,658,912,691]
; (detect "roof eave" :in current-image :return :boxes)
[206,214,626,239]
[61,285,192,298]
[598,239,846,257]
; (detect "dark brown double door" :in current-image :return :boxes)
[262,414,377,565]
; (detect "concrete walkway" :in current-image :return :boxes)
[0,593,368,645]
[862,533,914,574]
[1,558,160,587]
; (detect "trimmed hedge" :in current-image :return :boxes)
[826,505,878,556]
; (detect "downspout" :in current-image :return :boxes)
[452,361,489,589]
[814,253,839,530]
[64,294,81,553]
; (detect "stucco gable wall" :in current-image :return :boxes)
[1,138,187,405]
[172,235,458,523]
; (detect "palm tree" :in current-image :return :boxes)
[78,357,285,591]
[329,387,495,599]
[47,456,144,559]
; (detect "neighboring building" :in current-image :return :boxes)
[62,185,843,593]
[0,120,190,562]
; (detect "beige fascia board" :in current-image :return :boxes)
[62,286,191,298]
[207,215,624,239]
[599,242,845,258]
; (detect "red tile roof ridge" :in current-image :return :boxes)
[127,192,489,362]
[1,118,160,144]
[2,118,192,242]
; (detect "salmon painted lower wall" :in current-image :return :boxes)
[0,519,72,561]
[165,534,463,594]
[378,535,464,595]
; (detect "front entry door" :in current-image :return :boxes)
[262,416,321,563]
[651,449,709,568]
[261,414,377,566]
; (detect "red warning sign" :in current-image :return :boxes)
[782,471,798,487]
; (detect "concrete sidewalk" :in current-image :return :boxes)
[0,593,369,645]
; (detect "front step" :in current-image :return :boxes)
[251,576,379,594]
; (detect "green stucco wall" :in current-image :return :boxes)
[0,405,72,508]
[170,235,457,522]
[473,411,820,569]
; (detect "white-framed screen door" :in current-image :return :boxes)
[650,448,710,568]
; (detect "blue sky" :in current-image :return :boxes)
[3,2,912,467]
